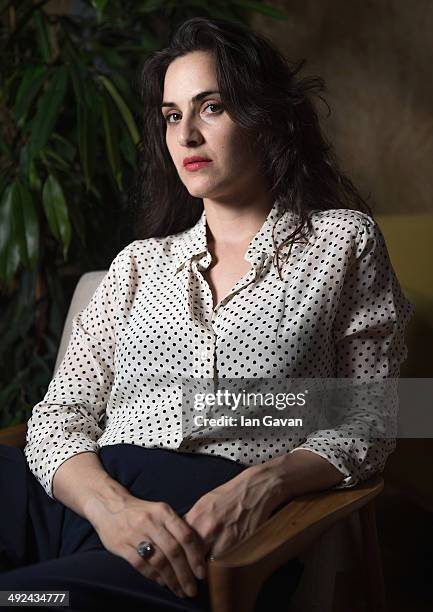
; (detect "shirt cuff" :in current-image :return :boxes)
[24,439,99,500]
[288,444,359,489]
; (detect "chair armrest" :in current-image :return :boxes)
[208,474,383,612]
[0,423,27,449]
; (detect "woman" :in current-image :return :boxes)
[0,15,413,612]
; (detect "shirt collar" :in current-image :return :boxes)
[172,199,292,273]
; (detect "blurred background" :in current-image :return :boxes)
[0,1,432,610]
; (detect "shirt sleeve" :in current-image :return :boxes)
[23,245,130,500]
[288,213,415,489]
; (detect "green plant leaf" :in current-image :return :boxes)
[68,58,87,107]
[4,2,49,52]
[28,66,68,162]
[42,148,72,172]
[119,130,137,169]
[42,174,71,260]
[13,65,47,127]
[0,171,11,199]
[42,176,60,241]
[97,46,127,70]
[14,181,39,269]
[10,182,27,268]
[138,27,162,51]
[19,144,32,182]
[97,74,140,145]
[29,160,42,193]
[0,186,13,259]
[0,184,21,284]
[0,137,11,158]
[69,62,99,184]
[77,102,98,190]
[51,134,76,163]
[100,94,122,190]
[92,0,108,23]
[33,9,52,61]
[109,71,142,115]
[66,192,87,247]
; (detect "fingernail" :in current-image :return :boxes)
[196,565,206,579]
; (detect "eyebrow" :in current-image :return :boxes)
[161,90,221,109]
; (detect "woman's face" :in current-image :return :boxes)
[161,50,265,203]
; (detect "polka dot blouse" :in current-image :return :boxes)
[24,200,415,500]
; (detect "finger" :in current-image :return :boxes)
[154,573,182,596]
[149,526,198,598]
[125,545,184,597]
[165,512,207,580]
[149,550,186,596]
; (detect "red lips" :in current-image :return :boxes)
[183,156,211,166]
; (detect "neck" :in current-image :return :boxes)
[203,197,274,247]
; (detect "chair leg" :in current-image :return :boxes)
[358,499,387,612]
[208,564,265,612]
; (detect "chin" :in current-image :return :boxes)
[185,184,215,199]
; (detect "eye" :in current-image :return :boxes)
[203,102,223,115]
[164,112,181,124]
[164,102,223,124]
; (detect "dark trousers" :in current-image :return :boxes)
[0,444,303,611]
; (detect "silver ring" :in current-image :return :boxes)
[137,541,155,559]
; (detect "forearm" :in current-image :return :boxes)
[52,451,133,526]
[249,449,346,509]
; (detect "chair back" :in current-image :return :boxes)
[375,212,433,377]
[375,213,433,511]
[54,271,107,374]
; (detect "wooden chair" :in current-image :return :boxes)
[0,270,388,612]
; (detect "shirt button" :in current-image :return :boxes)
[200,350,209,361]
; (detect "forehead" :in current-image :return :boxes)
[163,51,218,97]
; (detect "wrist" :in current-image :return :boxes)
[240,462,288,512]
[84,474,133,527]
[256,449,346,504]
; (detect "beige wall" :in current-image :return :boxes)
[250,0,433,214]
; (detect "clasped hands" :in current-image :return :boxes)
[94,463,286,601]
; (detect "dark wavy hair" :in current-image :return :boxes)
[129,16,373,278]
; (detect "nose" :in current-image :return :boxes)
[177,113,203,147]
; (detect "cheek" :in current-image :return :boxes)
[165,131,174,154]
[225,133,256,167]
[225,123,255,154]
[208,120,250,162]
[165,133,181,167]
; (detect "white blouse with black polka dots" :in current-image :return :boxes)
[24,200,414,500]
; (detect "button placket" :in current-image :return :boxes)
[188,263,216,378]
[193,328,216,379]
